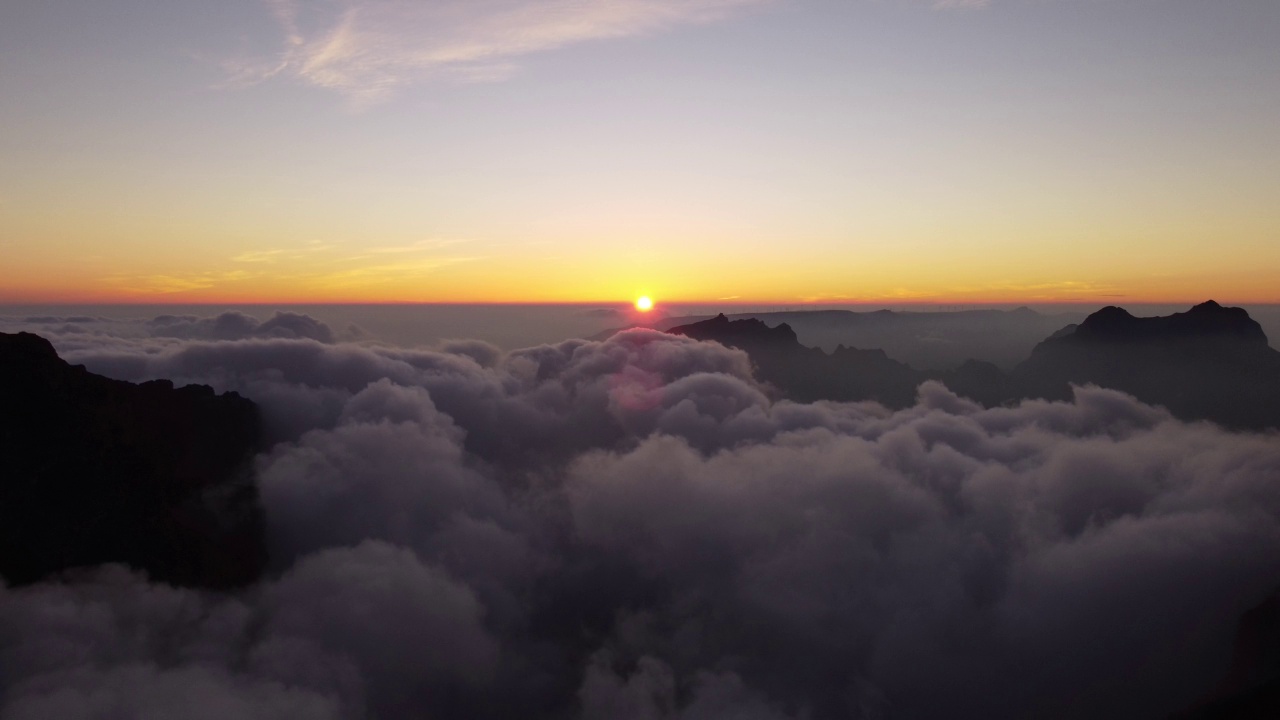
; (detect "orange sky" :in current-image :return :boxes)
[2,0,1278,306]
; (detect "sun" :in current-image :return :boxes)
[635,296,654,312]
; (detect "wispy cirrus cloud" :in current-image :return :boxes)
[356,238,473,257]
[103,239,478,296]
[932,0,991,9]
[309,256,482,289]
[228,0,769,105]
[102,270,262,295]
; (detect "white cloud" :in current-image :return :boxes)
[933,0,992,10]
[239,0,769,105]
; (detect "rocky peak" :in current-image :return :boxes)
[1061,302,1267,346]
[669,314,801,349]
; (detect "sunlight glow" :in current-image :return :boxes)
[635,296,654,312]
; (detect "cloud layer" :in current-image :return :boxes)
[3,314,1280,719]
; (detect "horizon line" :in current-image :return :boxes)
[4,298,1280,308]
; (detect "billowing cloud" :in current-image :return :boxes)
[233,0,769,103]
[0,311,361,358]
[3,319,1280,719]
[149,311,338,343]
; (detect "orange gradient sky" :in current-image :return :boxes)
[2,0,1278,305]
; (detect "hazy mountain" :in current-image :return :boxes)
[732,307,1087,370]
[668,302,1280,431]
[602,306,1087,370]
[669,314,923,408]
[0,332,266,589]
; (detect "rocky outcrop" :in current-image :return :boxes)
[1064,301,1267,344]
[0,332,266,589]
[1016,301,1280,430]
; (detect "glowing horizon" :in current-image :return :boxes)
[2,1,1278,306]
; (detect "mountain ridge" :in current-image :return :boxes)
[0,331,268,589]
[666,303,1280,431]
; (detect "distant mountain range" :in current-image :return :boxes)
[669,301,1280,432]
[599,306,1089,370]
[668,314,924,408]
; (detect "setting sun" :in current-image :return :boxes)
[635,296,654,312]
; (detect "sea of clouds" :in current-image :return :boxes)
[2,311,1279,719]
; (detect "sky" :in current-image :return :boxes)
[1,0,1277,305]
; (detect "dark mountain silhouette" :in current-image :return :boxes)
[1015,301,1280,430]
[0,332,266,589]
[935,358,1019,407]
[667,303,1280,431]
[729,306,1085,369]
[599,306,1086,370]
[1178,589,1280,719]
[669,314,923,407]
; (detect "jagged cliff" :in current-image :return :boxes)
[0,332,266,588]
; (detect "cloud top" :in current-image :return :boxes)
[3,319,1280,718]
